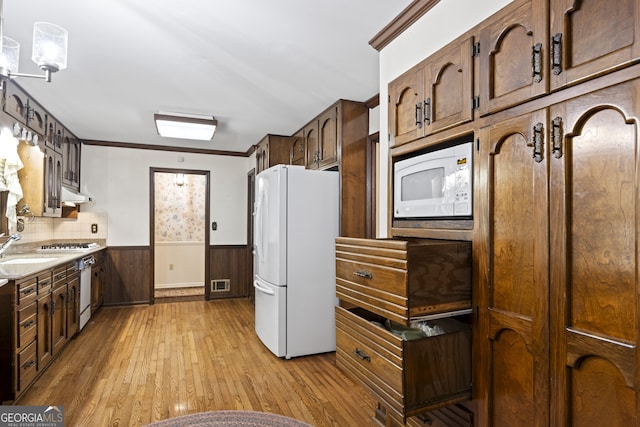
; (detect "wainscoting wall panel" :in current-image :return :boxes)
[209,245,250,299]
[104,245,250,305]
[105,246,152,306]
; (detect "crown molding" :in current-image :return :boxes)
[369,0,441,51]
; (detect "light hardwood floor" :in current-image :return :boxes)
[16,298,379,426]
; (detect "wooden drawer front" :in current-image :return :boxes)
[337,257,409,324]
[336,237,472,322]
[16,278,38,306]
[336,238,408,260]
[38,271,52,295]
[52,266,66,289]
[16,341,37,393]
[17,302,37,350]
[336,306,472,421]
[336,307,404,413]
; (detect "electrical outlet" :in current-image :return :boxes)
[212,221,217,231]
[91,223,98,233]
[169,264,174,270]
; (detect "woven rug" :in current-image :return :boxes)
[144,410,314,426]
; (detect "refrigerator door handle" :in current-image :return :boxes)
[254,280,275,296]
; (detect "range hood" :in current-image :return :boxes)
[61,186,92,205]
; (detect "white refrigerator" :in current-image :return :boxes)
[253,164,339,359]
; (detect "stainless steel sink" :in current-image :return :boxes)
[1,257,58,265]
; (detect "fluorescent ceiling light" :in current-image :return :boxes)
[154,112,217,141]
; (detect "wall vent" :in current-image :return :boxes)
[211,279,230,292]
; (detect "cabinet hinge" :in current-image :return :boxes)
[472,42,481,57]
[388,94,391,103]
[472,96,480,110]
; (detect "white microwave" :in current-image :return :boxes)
[393,141,473,219]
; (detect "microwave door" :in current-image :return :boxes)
[395,164,449,218]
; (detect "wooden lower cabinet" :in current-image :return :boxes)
[335,237,472,424]
[476,77,640,426]
[51,266,68,356]
[0,261,81,403]
[91,251,105,312]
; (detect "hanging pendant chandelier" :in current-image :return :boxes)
[0,0,68,83]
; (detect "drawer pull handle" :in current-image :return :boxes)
[353,348,371,362]
[23,360,35,369]
[21,287,35,295]
[353,270,372,279]
[22,319,35,328]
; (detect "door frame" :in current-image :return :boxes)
[149,167,211,303]
[247,168,256,301]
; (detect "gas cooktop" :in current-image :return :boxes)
[38,242,99,252]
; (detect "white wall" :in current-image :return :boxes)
[81,145,252,246]
[154,241,205,288]
[377,0,513,237]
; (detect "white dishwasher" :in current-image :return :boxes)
[79,254,95,330]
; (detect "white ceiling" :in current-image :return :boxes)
[3,0,412,153]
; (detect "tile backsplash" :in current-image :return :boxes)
[16,211,108,243]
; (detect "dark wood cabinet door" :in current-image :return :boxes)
[477,109,550,427]
[255,143,267,174]
[479,0,548,115]
[548,80,640,426]
[4,84,28,125]
[290,132,305,166]
[550,0,640,91]
[62,133,81,190]
[91,266,104,312]
[45,118,63,152]
[66,276,79,339]
[388,67,423,147]
[304,122,319,169]
[51,285,67,356]
[424,37,474,135]
[37,294,52,371]
[43,149,62,216]
[318,106,338,168]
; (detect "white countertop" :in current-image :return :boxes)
[0,245,105,281]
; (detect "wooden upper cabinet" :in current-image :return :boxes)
[389,68,422,147]
[62,132,81,190]
[255,134,295,174]
[478,0,549,115]
[389,36,474,147]
[318,106,338,168]
[3,82,46,143]
[549,0,640,91]
[4,82,28,125]
[255,140,268,174]
[424,36,474,135]
[304,121,320,169]
[290,131,305,167]
[45,118,63,152]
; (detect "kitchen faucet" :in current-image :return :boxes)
[0,233,21,257]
